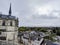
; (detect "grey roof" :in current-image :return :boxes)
[46,40,58,45]
[0,14,16,20]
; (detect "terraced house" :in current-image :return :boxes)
[0,3,18,45]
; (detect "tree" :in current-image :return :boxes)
[44,33,57,42]
[18,27,27,31]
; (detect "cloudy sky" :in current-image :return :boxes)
[0,0,60,27]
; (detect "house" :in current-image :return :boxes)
[21,31,46,45]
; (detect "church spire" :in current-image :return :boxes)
[9,3,12,16]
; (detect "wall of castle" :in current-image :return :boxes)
[0,20,3,25]
[0,19,16,26]
[0,19,18,40]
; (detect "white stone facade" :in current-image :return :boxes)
[0,18,18,45]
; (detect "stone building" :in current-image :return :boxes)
[0,4,18,45]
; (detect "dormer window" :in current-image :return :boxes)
[2,20,5,26]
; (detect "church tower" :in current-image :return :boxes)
[0,3,19,45]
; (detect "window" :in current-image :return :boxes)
[0,29,6,32]
[10,21,12,26]
[2,20,5,26]
[0,32,1,35]
[0,37,6,40]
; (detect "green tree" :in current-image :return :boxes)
[18,27,27,31]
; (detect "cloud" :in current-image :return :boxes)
[18,0,60,27]
[20,10,60,27]
[0,0,60,27]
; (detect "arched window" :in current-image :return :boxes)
[10,21,12,26]
[2,20,5,26]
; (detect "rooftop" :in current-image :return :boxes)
[0,14,17,20]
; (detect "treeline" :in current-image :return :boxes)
[18,27,60,36]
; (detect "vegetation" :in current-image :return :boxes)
[18,27,60,36]
[44,33,57,42]
[18,27,48,32]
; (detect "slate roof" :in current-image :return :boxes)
[0,14,16,20]
[46,40,58,45]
